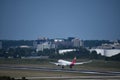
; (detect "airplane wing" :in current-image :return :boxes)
[74,60,92,65]
[49,62,59,65]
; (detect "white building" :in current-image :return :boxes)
[72,38,83,47]
[36,42,55,52]
[54,38,64,42]
[36,42,49,52]
[90,49,120,57]
[19,45,31,48]
[97,42,120,49]
[59,49,76,54]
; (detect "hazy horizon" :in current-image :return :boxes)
[0,0,120,40]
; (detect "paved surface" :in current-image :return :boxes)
[0,65,120,76]
[24,76,120,80]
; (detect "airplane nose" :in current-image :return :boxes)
[58,59,62,63]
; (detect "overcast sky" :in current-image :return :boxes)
[0,0,120,40]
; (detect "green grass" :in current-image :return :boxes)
[0,58,51,64]
[73,60,120,71]
[0,59,120,71]
[0,59,120,80]
[0,68,91,78]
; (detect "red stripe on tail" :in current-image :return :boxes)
[71,57,76,65]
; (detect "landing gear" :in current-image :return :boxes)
[70,65,72,68]
[57,65,60,66]
[62,66,64,69]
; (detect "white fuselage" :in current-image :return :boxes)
[58,59,71,66]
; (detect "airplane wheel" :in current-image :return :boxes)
[70,66,72,68]
[62,66,64,69]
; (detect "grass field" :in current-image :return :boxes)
[0,68,90,77]
[0,59,119,71]
[0,59,120,80]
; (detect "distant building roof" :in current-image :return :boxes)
[59,49,76,54]
[19,45,30,48]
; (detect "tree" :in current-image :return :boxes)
[90,50,98,59]
[0,49,5,57]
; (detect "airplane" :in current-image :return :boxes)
[50,57,92,68]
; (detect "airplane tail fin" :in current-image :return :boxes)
[71,57,76,65]
[70,57,76,68]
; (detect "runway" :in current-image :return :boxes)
[0,65,120,76]
[15,76,120,80]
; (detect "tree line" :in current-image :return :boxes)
[1,40,116,49]
[0,47,120,61]
[0,47,104,60]
[0,40,120,61]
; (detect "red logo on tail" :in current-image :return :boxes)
[70,57,76,68]
[71,57,76,65]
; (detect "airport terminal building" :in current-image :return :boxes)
[90,49,120,57]
[90,42,120,57]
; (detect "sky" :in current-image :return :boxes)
[0,0,120,40]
